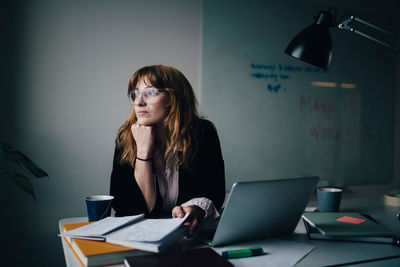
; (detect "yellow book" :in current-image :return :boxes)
[62,222,151,266]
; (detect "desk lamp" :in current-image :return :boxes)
[284,7,400,69]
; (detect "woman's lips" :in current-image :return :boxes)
[137,111,149,116]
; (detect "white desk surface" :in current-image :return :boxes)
[59,192,400,267]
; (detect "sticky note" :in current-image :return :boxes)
[336,216,366,224]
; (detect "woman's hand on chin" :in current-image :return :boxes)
[131,123,154,158]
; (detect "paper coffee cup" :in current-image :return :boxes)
[85,195,114,221]
[317,188,342,212]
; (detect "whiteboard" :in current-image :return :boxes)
[201,0,395,188]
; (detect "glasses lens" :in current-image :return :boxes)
[128,91,135,104]
[128,88,163,104]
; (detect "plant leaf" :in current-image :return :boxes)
[9,173,36,201]
[0,143,48,178]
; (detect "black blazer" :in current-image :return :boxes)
[110,119,226,217]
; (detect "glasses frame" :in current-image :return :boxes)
[128,87,167,105]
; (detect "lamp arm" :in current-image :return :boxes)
[338,16,400,53]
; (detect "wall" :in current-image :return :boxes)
[395,6,400,187]
[0,0,201,266]
[201,0,399,189]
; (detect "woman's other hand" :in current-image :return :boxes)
[172,205,205,236]
[131,123,154,158]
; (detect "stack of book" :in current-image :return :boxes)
[62,222,150,266]
[302,212,398,245]
[60,213,190,266]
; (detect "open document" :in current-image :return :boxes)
[60,213,189,252]
[60,214,144,241]
[106,214,190,252]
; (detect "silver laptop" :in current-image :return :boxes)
[203,176,319,247]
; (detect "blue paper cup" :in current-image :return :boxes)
[85,195,114,221]
[317,188,342,212]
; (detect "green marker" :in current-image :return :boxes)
[221,246,265,259]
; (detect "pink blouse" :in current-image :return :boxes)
[152,148,219,221]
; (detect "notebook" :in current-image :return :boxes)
[202,176,319,247]
[124,247,233,267]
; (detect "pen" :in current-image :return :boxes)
[221,246,265,259]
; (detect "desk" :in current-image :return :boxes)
[59,193,400,267]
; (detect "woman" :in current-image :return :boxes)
[110,65,225,234]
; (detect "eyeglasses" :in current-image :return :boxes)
[128,88,166,104]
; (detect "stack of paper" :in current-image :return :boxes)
[60,213,189,253]
[61,221,150,266]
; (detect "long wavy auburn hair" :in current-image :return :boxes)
[116,65,200,168]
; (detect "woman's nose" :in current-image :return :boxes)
[135,94,146,106]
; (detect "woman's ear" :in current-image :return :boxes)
[164,92,172,108]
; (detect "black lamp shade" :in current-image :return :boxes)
[285,11,333,69]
